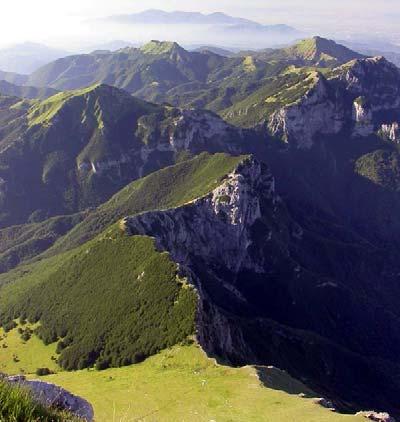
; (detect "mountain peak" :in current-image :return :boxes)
[27,83,155,127]
[140,40,185,55]
[278,36,364,66]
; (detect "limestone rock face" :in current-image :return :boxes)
[339,57,400,100]
[352,99,374,136]
[268,76,345,149]
[125,157,273,273]
[268,56,400,148]
[6,375,94,421]
[167,109,243,154]
[77,109,244,176]
[380,122,400,143]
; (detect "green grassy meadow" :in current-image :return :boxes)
[18,344,364,422]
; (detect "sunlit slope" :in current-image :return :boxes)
[36,345,364,422]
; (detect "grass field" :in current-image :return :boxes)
[29,345,364,422]
[0,329,365,421]
[0,324,58,375]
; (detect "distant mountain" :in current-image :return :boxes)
[27,40,230,93]
[190,45,236,57]
[0,80,57,99]
[0,42,70,74]
[247,36,365,66]
[0,70,28,85]
[103,9,256,26]
[99,9,304,48]
[84,40,138,53]
[26,38,362,114]
[339,40,400,67]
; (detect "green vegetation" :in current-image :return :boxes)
[221,70,321,127]
[47,152,246,254]
[28,84,101,126]
[0,152,243,375]
[0,83,165,229]
[0,324,59,375]
[0,213,85,273]
[140,40,182,55]
[27,83,157,128]
[35,344,364,422]
[0,379,81,421]
[0,227,197,371]
[355,149,400,191]
[25,37,362,113]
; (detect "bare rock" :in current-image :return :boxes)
[312,397,336,411]
[357,411,396,422]
[6,376,94,421]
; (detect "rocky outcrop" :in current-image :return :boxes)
[125,157,274,273]
[268,57,400,147]
[167,109,243,154]
[77,109,244,176]
[352,98,374,136]
[356,411,396,422]
[78,155,132,175]
[124,156,278,360]
[268,75,345,149]
[336,57,400,138]
[312,398,336,411]
[338,57,400,101]
[380,123,400,143]
[5,375,94,421]
[121,151,400,417]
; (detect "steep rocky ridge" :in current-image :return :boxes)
[265,56,400,149]
[124,156,400,416]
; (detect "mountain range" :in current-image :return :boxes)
[1,36,400,419]
[0,42,71,74]
[98,9,304,48]
[102,9,258,26]
[1,38,362,105]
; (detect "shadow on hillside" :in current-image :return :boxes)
[255,365,315,398]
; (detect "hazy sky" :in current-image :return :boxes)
[2,0,400,48]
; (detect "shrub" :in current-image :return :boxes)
[3,321,17,333]
[35,368,52,376]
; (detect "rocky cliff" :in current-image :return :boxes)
[125,157,272,273]
[124,156,279,360]
[267,56,400,149]
[122,155,400,416]
[268,74,345,148]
